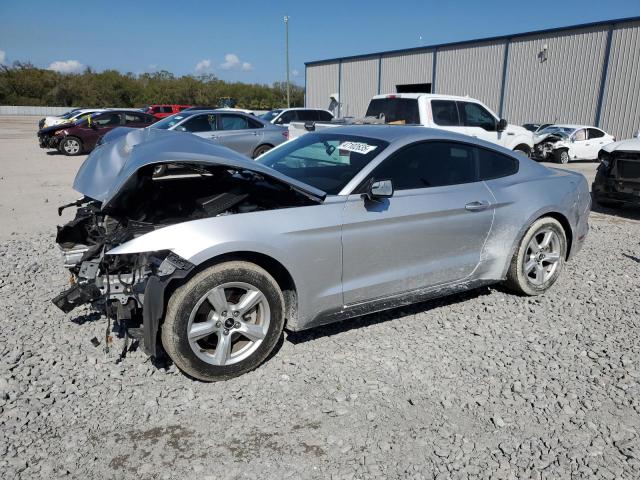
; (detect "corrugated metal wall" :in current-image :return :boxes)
[379,51,433,94]
[306,19,640,138]
[502,26,609,126]
[599,21,640,139]
[305,62,339,110]
[436,41,506,113]
[340,58,379,117]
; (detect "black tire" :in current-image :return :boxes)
[554,149,570,164]
[161,261,285,382]
[59,136,83,156]
[513,145,531,157]
[252,144,273,159]
[505,217,567,296]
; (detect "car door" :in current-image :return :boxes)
[341,140,495,305]
[214,114,264,156]
[124,112,151,128]
[586,128,609,159]
[569,128,590,159]
[177,113,216,139]
[79,112,122,149]
[458,101,502,146]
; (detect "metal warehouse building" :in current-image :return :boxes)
[304,17,640,139]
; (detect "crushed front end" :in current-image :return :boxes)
[593,149,640,206]
[52,197,195,355]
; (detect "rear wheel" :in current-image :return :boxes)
[161,261,285,382]
[252,144,273,159]
[59,136,83,156]
[505,217,567,296]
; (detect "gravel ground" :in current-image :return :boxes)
[1,117,640,479]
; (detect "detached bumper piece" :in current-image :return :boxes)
[52,282,103,313]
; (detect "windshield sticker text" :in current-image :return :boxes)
[339,142,377,155]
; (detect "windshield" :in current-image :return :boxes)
[149,113,194,130]
[256,133,389,195]
[537,126,575,137]
[260,109,283,122]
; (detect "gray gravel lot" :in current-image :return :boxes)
[1,116,640,479]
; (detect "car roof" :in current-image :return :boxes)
[371,93,480,102]
[307,124,504,146]
[551,124,599,130]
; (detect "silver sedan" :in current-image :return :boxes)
[149,110,288,158]
[53,126,590,381]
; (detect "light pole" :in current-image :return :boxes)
[284,15,290,108]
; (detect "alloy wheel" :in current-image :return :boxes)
[187,282,270,366]
[63,139,80,155]
[523,228,561,286]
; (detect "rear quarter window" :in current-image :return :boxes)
[478,148,519,180]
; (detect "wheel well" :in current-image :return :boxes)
[253,143,274,157]
[513,143,531,154]
[178,251,298,325]
[539,212,573,259]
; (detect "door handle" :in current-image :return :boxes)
[465,200,491,212]
[252,131,258,136]
[210,135,218,139]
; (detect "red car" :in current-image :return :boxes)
[141,104,192,119]
[37,110,155,156]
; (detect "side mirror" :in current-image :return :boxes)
[274,117,284,124]
[364,179,394,201]
[497,118,508,131]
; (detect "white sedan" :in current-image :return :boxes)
[533,124,615,163]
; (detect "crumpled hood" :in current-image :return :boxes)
[73,128,326,207]
[601,138,640,153]
[534,131,568,144]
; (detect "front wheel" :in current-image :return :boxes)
[555,149,570,164]
[505,217,567,296]
[59,136,83,156]
[161,261,285,382]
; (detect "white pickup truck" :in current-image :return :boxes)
[290,93,534,155]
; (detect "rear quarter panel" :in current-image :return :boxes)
[478,161,585,280]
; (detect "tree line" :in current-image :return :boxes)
[0,62,305,109]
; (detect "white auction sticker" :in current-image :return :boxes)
[339,141,377,154]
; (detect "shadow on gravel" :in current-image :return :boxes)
[590,193,640,222]
[286,286,493,344]
[622,253,640,264]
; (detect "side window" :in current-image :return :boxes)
[219,114,249,130]
[181,114,214,132]
[162,106,174,113]
[277,111,297,124]
[94,113,121,126]
[588,128,604,139]
[296,110,317,121]
[317,111,334,121]
[152,106,162,113]
[431,100,460,126]
[247,118,264,129]
[368,141,478,190]
[460,102,497,131]
[125,113,145,124]
[573,129,587,141]
[478,148,518,180]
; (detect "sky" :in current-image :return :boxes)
[1,0,639,85]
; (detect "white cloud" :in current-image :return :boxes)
[220,53,253,72]
[220,53,240,70]
[0,50,5,64]
[48,60,84,73]
[195,59,212,73]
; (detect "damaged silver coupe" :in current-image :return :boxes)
[53,126,590,381]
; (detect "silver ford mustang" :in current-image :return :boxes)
[53,126,590,381]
